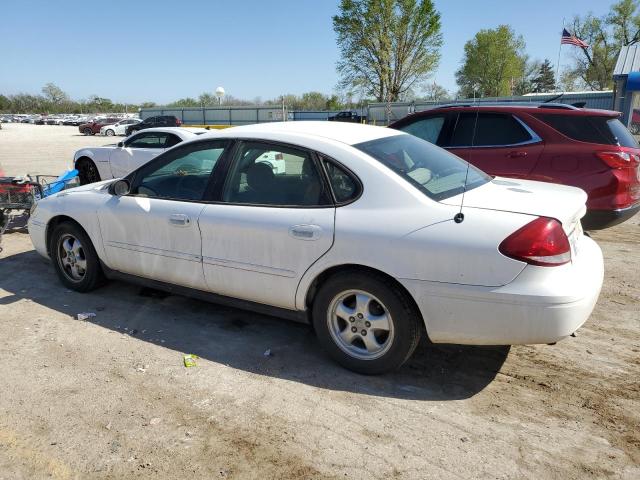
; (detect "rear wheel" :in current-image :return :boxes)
[49,222,105,292]
[105,129,115,136]
[83,127,93,135]
[631,123,640,135]
[76,158,101,185]
[312,271,422,374]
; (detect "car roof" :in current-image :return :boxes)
[220,121,402,145]
[136,127,207,138]
[406,103,619,117]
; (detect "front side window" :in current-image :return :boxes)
[223,142,331,206]
[355,134,491,201]
[125,133,165,149]
[132,141,226,201]
[399,115,445,144]
[450,113,532,147]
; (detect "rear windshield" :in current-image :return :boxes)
[355,134,491,201]
[537,114,639,148]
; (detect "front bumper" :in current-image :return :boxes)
[582,204,640,230]
[28,217,49,259]
[400,235,604,345]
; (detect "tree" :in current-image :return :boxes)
[456,25,527,98]
[41,83,69,104]
[532,59,556,93]
[167,97,199,107]
[333,0,442,102]
[422,82,449,101]
[608,0,640,44]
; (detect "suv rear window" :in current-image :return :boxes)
[450,113,532,147]
[537,114,639,148]
[355,134,491,201]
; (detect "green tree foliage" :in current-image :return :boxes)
[456,25,527,98]
[41,83,69,104]
[532,59,556,93]
[333,0,442,102]
[567,0,640,90]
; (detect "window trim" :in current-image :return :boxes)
[217,138,335,209]
[447,112,542,149]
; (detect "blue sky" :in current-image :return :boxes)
[1,0,613,104]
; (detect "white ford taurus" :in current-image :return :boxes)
[29,122,604,374]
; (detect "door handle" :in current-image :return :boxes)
[289,224,322,241]
[169,213,190,226]
[508,151,528,158]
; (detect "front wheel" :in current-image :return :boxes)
[83,127,93,135]
[76,159,101,185]
[49,222,105,292]
[631,123,640,135]
[312,271,422,374]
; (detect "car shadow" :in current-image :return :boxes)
[0,247,509,401]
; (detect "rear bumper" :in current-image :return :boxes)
[582,203,640,230]
[399,236,604,345]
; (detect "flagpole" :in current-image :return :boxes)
[555,18,565,92]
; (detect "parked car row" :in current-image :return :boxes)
[31,119,605,374]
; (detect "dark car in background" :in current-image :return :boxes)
[78,117,121,136]
[125,115,182,136]
[328,110,367,123]
[389,104,640,230]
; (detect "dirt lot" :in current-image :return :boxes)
[0,124,639,479]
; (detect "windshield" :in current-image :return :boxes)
[355,134,491,201]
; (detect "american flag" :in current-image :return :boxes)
[561,28,589,48]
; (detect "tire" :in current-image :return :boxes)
[312,271,422,374]
[76,158,101,185]
[631,123,640,135]
[105,129,115,136]
[49,221,105,292]
[83,127,93,136]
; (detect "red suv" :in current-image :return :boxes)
[390,104,640,229]
[78,117,121,136]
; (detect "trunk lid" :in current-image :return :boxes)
[442,177,587,233]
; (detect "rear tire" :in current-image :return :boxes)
[49,222,105,292]
[105,129,115,136]
[76,158,101,185]
[83,127,93,135]
[312,271,422,374]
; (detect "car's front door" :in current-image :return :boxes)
[108,132,180,178]
[97,140,229,289]
[445,112,544,177]
[199,141,335,309]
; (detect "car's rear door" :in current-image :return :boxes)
[198,140,335,309]
[97,140,229,289]
[445,112,544,177]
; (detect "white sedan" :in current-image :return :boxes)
[29,122,603,374]
[100,118,141,136]
[73,127,207,185]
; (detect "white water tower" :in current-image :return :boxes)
[215,86,225,105]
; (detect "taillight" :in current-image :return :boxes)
[176,119,182,126]
[595,148,640,168]
[499,217,571,267]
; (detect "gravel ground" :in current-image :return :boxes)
[0,124,639,479]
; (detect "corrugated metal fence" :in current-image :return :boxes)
[140,92,614,126]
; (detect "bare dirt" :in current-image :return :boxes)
[0,124,638,479]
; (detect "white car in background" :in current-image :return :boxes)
[100,118,141,137]
[73,127,207,184]
[30,122,603,374]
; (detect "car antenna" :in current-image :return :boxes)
[454,107,480,224]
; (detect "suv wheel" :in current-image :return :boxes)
[312,271,422,374]
[83,127,93,135]
[49,222,105,292]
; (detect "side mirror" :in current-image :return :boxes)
[112,179,130,196]
[117,141,124,148]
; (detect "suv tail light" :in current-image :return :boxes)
[499,217,571,267]
[595,148,640,169]
[176,118,182,126]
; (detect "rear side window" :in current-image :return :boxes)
[399,115,445,145]
[537,114,639,148]
[450,113,532,147]
[323,160,360,203]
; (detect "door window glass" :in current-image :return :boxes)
[223,142,331,206]
[323,160,360,203]
[450,113,532,147]
[399,115,445,144]
[126,133,165,149]
[132,142,226,201]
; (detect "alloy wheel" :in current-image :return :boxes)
[57,234,87,282]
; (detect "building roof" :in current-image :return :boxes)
[614,43,640,77]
